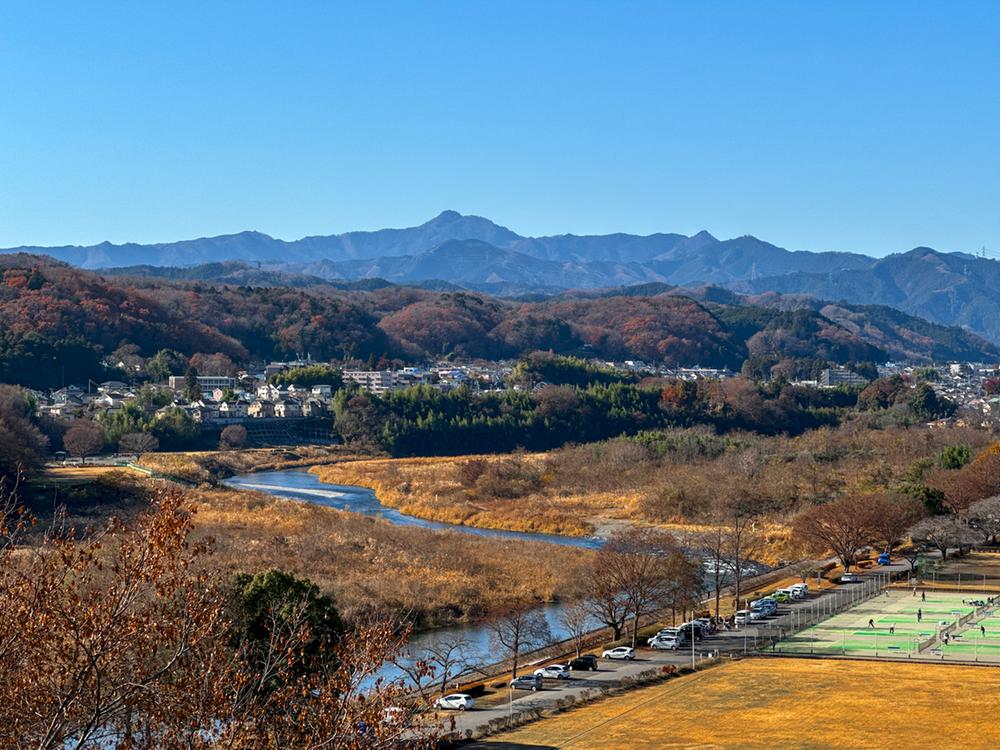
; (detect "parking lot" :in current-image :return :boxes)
[442,570,901,737]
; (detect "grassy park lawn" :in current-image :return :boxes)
[474,658,1000,749]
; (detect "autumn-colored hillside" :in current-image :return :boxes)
[1,253,993,389]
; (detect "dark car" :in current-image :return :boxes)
[509,674,543,691]
[678,623,704,641]
[569,654,599,672]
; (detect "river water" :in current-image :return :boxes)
[223,469,605,549]
[221,468,761,687]
[223,468,605,684]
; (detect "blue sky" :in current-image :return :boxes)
[1,1,998,256]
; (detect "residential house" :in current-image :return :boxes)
[248,400,274,419]
[302,398,326,417]
[274,398,302,418]
[310,384,333,399]
[218,401,248,419]
[256,383,281,401]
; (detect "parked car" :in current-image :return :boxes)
[534,664,571,679]
[790,583,809,598]
[601,646,635,660]
[749,609,767,621]
[734,609,751,626]
[877,552,892,565]
[750,599,776,616]
[569,654,599,671]
[839,573,860,584]
[773,590,791,603]
[510,674,543,691]
[434,693,475,711]
[648,627,685,646]
[678,623,704,641]
[649,636,680,650]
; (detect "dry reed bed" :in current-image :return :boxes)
[311,425,992,564]
[190,486,592,627]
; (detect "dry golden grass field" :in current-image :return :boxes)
[475,658,1000,750]
[312,455,802,564]
[138,445,366,484]
[188,486,592,627]
[312,455,602,536]
[40,465,124,482]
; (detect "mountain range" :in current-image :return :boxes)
[7,210,1000,345]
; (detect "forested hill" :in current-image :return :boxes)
[0,253,995,389]
[10,212,1000,345]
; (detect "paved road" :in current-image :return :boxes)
[442,564,911,738]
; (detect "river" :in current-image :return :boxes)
[222,467,762,688]
[223,468,605,549]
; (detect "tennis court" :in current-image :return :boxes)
[774,590,987,659]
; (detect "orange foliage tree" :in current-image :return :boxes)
[0,488,440,749]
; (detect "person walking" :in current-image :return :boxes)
[868,619,875,629]
[889,625,895,635]
[917,608,922,623]
[982,625,986,637]
[921,592,926,602]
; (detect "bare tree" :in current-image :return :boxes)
[118,432,159,454]
[790,559,824,583]
[896,539,929,572]
[219,423,248,450]
[793,494,882,571]
[715,493,764,607]
[557,599,593,658]
[486,603,552,679]
[599,528,697,648]
[396,633,476,699]
[964,496,1000,545]
[868,494,927,552]
[587,574,630,642]
[692,525,732,620]
[910,515,978,561]
[63,420,105,463]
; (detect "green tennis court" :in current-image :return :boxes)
[773,590,1000,662]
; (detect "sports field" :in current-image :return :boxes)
[775,590,992,660]
[474,658,1000,749]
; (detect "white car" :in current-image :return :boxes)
[734,610,751,626]
[601,646,635,660]
[534,664,571,679]
[434,693,475,711]
[749,609,767,621]
[649,636,680,650]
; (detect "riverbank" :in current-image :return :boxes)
[137,445,373,484]
[312,455,599,537]
[191,482,594,629]
[309,454,800,565]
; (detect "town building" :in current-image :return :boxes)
[819,368,869,388]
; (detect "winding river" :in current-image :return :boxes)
[222,468,605,685]
[222,468,763,687]
[223,468,606,549]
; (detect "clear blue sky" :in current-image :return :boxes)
[2,1,998,256]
